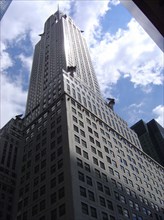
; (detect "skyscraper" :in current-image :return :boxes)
[1,10,163,220]
[25,10,100,119]
[131,119,164,167]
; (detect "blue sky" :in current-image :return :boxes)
[0,0,163,128]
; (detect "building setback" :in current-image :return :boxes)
[0,10,164,220]
[131,119,164,167]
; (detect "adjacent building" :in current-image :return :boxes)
[0,117,23,220]
[0,0,12,20]
[0,10,164,220]
[131,119,164,167]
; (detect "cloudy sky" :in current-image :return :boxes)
[1,0,163,128]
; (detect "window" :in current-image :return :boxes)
[100,161,105,169]
[79,120,84,127]
[32,205,38,216]
[102,212,108,220]
[58,172,64,183]
[51,209,57,220]
[80,186,86,197]
[88,127,93,133]
[74,125,79,133]
[33,177,39,187]
[132,213,137,220]
[23,212,28,220]
[82,140,87,148]
[51,192,56,204]
[40,200,45,211]
[57,136,62,144]
[120,195,126,204]
[117,205,123,215]
[34,165,39,174]
[131,190,136,199]
[58,159,63,169]
[93,157,98,165]
[77,158,83,168]
[51,141,55,150]
[111,178,117,188]
[90,206,97,218]
[84,163,90,172]
[107,200,113,210]
[104,146,109,153]
[51,152,56,161]
[76,146,81,155]
[59,204,65,216]
[83,151,88,159]
[86,176,92,186]
[72,107,76,114]
[73,116,77,123]
[40,171,46,181]
[94,131,99,138]
[98,150,103,158]
[142,207,147,215]
[51,177,56,188]
[40,185,46,195]
[78,171,84,182]
[89,136,94,143]
[41,159,46,169]
[75,135,80,143]
[96,140,101,148]
[51,164,56,174]
[99,196,106,207]
[104,186,110,196]
[91,146,96,154]
[109,167,114,175]
[57,147,63,156]
[97,182,103,191]
[123,176,128,184]
[114,191,120,200]
[80,130,85,137]
[106,156,111,164]
[114,171,120,179]
[129,200,134,208]
[123,209,129,218]
[35,154,40,162]
[81,202,88,215]
[88,190,95,201]
[117,182,123,191]
[95,169,101,178]
[102,173,108,182]
[24,197,28,207]
[58,187,65,199]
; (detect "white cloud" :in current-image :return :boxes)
[17,54,32,73]
[152,105,164,127]
[0,74,27,128]
[0,42,13,71]
[91,18,163,94]
[73,0,110,45]
[121,102,145,125]
[1,0,71,46]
